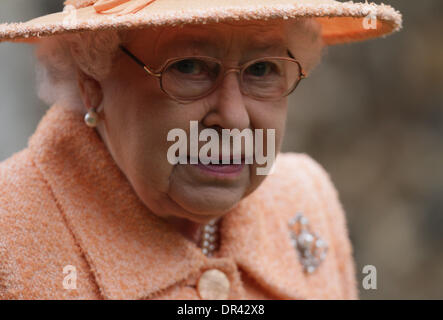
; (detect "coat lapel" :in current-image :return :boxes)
[28,104,341,300]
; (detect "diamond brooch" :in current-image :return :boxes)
[288,212,328,274]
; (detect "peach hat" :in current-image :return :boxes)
[0,0,402,45]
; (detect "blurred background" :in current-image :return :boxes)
[0,0,442,299]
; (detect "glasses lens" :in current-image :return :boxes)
[242,58,301,99]
[161,58,221,100]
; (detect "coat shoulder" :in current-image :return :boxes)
[257,151,339,198]
[0,147,53,215]
[0,148,99,299]
[0,147,60,233]
[252,152,345,228]
[274,152,333,182]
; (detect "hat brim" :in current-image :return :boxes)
[0,0,402,46]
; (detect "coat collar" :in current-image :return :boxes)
[28,104,339,300]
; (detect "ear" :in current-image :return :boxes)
[77,68,104,111]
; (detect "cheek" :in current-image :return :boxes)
[248,100,288,145]
[107,116,175,196]
[235,100,287,195]
[101,81,179,195]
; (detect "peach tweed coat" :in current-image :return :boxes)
[0,104,358,300]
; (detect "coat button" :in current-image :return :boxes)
[197,269,230,300]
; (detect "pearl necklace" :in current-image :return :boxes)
[199,218,220,257]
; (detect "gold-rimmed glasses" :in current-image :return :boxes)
[120,45,306,103]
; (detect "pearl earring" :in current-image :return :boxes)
[84,108,99,128]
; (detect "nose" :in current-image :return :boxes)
[202,71,250,131]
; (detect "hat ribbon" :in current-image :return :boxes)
[93,0,157,15]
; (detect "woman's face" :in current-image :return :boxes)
[91,21,300,224]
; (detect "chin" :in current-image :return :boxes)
[172,192,244,222]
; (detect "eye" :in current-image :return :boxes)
[245,61,275,77]
[171,59,204,75]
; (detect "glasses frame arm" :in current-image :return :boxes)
[120,45,161,77]
[287,49,307,79]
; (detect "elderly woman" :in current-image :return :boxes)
[0,0,401,300]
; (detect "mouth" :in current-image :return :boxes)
[196,162,245,174]
[188,154,251,163]
[187,155,247,176]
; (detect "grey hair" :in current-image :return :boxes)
[35,29,128,113]
[35,18,324,112]
[284,18,325,74]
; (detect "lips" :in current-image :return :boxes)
[187,155,247,176]
[196,162,245,174]
[188,155,249,165]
